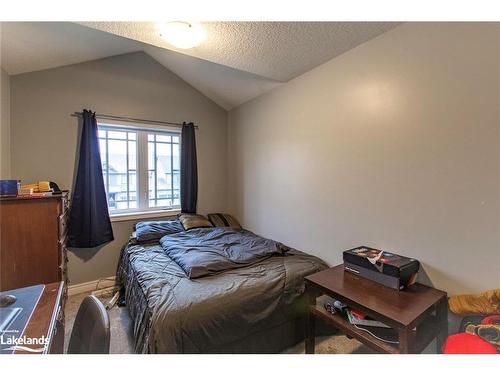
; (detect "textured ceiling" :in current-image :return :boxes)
[80,22,400,81]
[1,21,401,109]
[144,45,281,110]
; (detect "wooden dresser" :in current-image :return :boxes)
[0,192,69,299]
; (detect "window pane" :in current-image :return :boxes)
[148,142,154,168]
[157,174,169,193]
[172,143,180,207]
[148,133,180,208]
[129,172,136,193]
[173,173,180,188]
[98,127,138,211]
[173,189,180,206]
[156,199,169,207]
[173,143,180,170]
[116,200,128,210]
[128,140,136,170]
[129,171,137,209]
[156,134,171,143]
[156,142,172,206]
[148,170,156,207]
[108,139,127,173]
[102,173,108,193]
[108,130,127,139]
[157,142,172,176]
[99,139,107,167]
[108,139,127,210]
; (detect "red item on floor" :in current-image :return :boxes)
[350,309,367,319]
[443,333,498,354]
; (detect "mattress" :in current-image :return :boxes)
[117,232,327,353]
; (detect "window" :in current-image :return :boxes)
[148,133,181,208]
[98,124,181,215]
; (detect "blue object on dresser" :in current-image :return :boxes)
[0,180,19,197]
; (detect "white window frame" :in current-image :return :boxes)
[97,120,182,222]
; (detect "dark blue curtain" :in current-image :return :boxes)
[180,122,198,213]
[67,109,114,248]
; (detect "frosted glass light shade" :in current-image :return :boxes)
[158,22,206,49]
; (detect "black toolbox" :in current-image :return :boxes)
[343,246,420,290]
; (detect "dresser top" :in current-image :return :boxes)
[0,191,68,202]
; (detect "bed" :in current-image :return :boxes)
[117,222,327,353]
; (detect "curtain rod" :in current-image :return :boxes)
[71,112,198,129]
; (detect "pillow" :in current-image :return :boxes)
[134,220,184,242]
[207,213,242,230]
[178,214,213,231]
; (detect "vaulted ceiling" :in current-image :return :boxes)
[1,21,400,110]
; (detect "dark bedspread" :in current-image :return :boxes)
[160,227,289,278]
[118,229,327,353]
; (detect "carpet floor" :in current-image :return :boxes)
[65,292,375,354]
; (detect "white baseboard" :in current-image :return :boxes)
[91,286,118,297]
[68,276,117,296]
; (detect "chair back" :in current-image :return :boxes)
[67,295,110,354]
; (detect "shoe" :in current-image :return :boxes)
[465,323,500,346]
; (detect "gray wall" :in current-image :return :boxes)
[0,68,10,178]
[11,52,228,284]
[228,23,500,295]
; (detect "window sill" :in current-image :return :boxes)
[110,209,181,223]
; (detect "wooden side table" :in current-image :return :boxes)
[305,265,448,354]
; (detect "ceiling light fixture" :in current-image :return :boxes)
[158,22,206,49]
